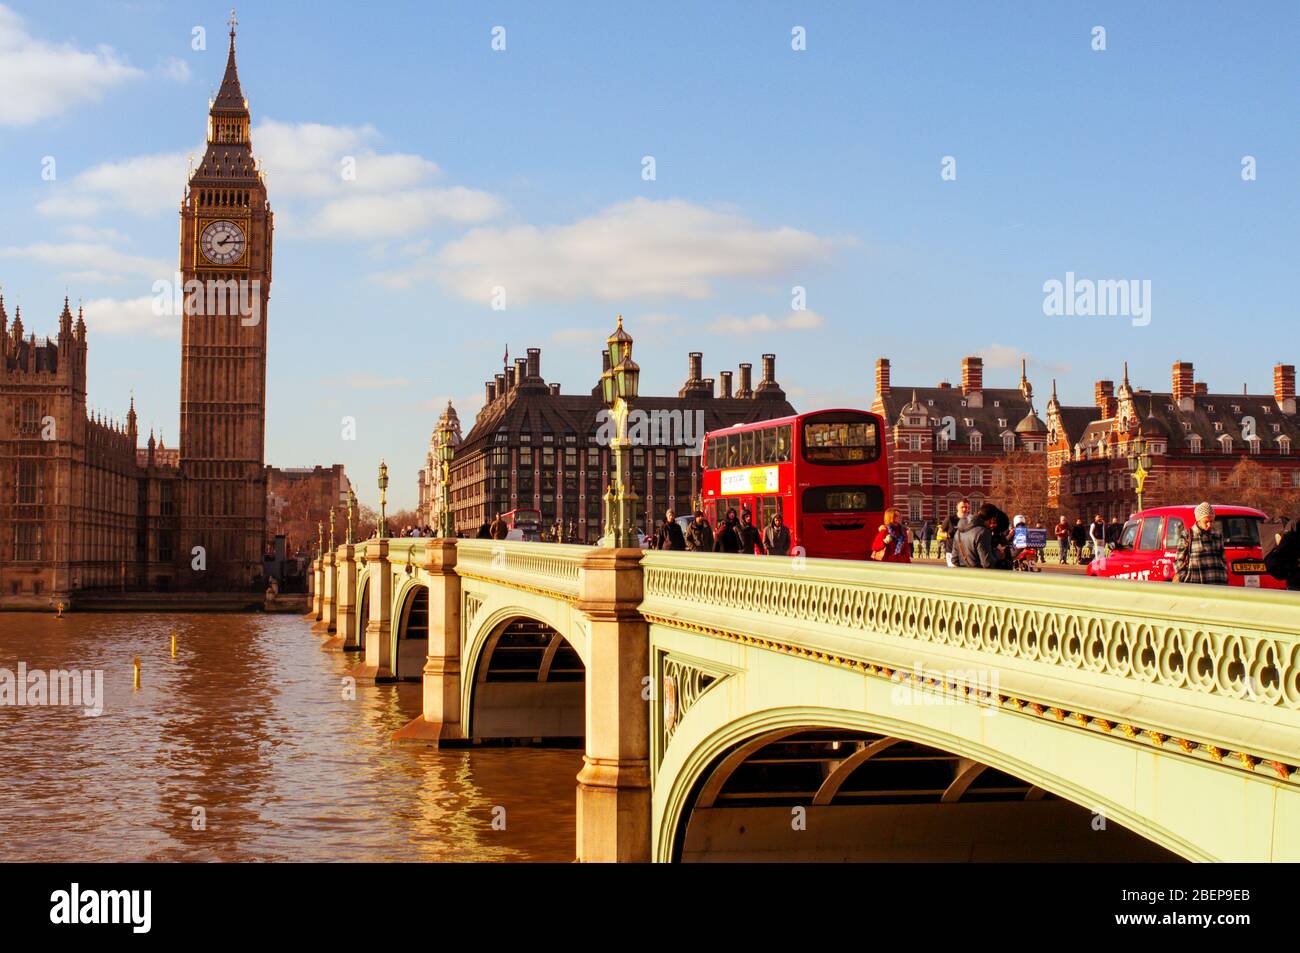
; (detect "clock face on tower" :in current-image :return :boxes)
[199,219,247,266]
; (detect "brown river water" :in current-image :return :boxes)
[0,613,581,862]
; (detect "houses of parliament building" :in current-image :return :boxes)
[0,22,272,606]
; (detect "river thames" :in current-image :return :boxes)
[0,613,581,862]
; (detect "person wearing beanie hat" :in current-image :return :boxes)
[1175,501,1228,585]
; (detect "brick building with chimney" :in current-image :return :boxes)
[871,355,1047,525]
[1047,360,1300,521]
[447,341,796,541]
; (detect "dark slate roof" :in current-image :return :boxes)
[1144,391,1300,452]
[1055,406,1102,446]
[458,381,796,458]
[192,33,258,182]
[213,33,246,113]
[1069,390,1300,452]
[880,386,1037,439]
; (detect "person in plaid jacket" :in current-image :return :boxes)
[1175,501,1229,585]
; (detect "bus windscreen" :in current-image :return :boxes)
[802,418,879,464]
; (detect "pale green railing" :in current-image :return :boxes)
[638,551,1300,766]
[455,539,588,600]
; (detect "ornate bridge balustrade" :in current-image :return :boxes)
[310,539,1300,863]
[640,552,1300,862]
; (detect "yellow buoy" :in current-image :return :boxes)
[171,631,177,657]
[133,656,141,690]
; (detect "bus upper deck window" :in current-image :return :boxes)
[760,428,776,464]
[775,425,791,462]
[725,435,739,467]
[740,431,755,466]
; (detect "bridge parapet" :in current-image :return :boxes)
[455,539,588,600]
[640,552,1300,770]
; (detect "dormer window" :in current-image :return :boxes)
[1002,433,1015,451]
[1273,423,1281,433]
[1219,434,1233,453]
[997,418,1007,429]
[1247,436,1261,454]
[1232,404,1241,414]
[970,434,982,452]
[1214,422,1222,432]
[963,418,973,427]
[1263,405,1272,414]
[993,400,1000,408]
[1182,421,1191,431]
[1188,434,1202,453]
[1277,435,1291,455]
[927,399,934,406]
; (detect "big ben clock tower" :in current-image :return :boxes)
[178,11,273,589]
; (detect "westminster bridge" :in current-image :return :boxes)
[306,538,1300,862]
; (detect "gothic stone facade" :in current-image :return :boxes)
[0,25,271,605]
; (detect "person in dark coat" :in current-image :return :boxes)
[685,511,714,552]
[489,514,509,541]
[1265,516,1300,591]
[476,521,491,539]
[954,503,1001,569]
[713,508,742,553]
[763,512,792,556]
[659,510,686,551]
[737,509,763,554]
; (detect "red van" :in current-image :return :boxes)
[1087,504,1285,589]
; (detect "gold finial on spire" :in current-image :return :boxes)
[228,8,238,39]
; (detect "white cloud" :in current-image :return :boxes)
[0,241,171,282]
[306,186,503,239]
[157,57,190,82]
[976,343,1071,376]
[0,4,144,126]
[37,150,192,218]
[81,295,178,338]
[34,118,501,240]
[376,198,837,300]
[708,309,826,335]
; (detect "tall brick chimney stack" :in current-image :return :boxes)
[1276,362,1297,415]
[688,352,703,383]
[736,363,754,398]
[719,370,733,399]
[875,358,891,400]
[1095,380,1116,419]
[485,381,496,403]
[961,356,983,408]
[1172,360,1195,411]
[526,347,541,381]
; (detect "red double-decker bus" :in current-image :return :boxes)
[700,409,890,560]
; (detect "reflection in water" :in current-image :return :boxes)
[0,613,580,862]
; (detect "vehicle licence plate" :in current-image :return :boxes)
[1232,559,1266,574]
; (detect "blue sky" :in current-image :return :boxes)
[1,1,1296,508]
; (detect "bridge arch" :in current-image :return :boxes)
[462,605,587,743]
[391,578,429,681]
[353,568,370,651]
[656,704,1196,863]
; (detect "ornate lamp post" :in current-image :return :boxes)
[317,520,324,558]
[345,487,356,545]
[328,506,336,552]
[437,417,455,538]
[377,459,389,539]
[600,315,641,548]
[1127,433,1152,511]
